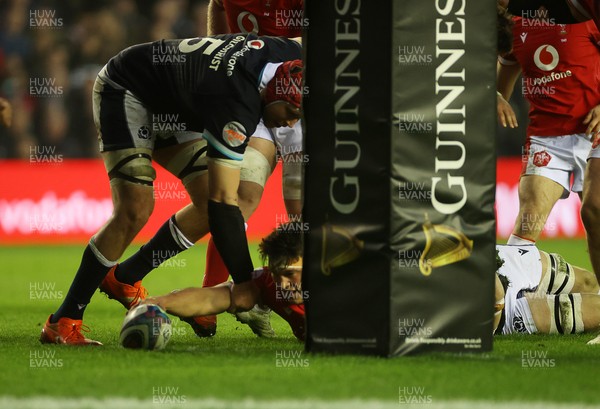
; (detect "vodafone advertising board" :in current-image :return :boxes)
[0,158,584,244]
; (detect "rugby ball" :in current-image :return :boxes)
[120,304,172,350]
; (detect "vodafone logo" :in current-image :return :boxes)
[237,11,259,34]
[533,45,559,71]
[248,39,264,50]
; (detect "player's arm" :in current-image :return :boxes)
[207,0,230,35]
[144,285,233,317]
[496,59,521,128]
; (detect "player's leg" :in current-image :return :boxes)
[509,136,575,244]
[41,72,156,345]
[537,251,600,295]
[112,138,210,289]
[581,156,600,284]
[202,136,275,288]
[198,136,277,336]
[509,175,564,243]
[526,292,600,334]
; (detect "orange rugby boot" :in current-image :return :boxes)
[39,315,102,346]
[99,265,148,310]
[183,315,217,337]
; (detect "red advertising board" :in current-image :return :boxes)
[0,160,287,244]
[0,158,585,244]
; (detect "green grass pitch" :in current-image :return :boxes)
[1,239,599,408]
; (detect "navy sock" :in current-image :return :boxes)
[115,215,189,285]
[52,244,113,322]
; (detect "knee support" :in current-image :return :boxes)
[162,140,208,188]
[282,158,303,201]
[240,146,272,187]
[539,253,576,295]
[105,148,156,186]
[545,293,584,334]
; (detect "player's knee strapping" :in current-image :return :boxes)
[282,159,302,201]
[545,294,584,334]
[240,146,271,187]
[107,149,156,186]
[539,253,575,295]
[163,141,208,188]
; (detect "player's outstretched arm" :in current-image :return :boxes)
[144,285,234,318]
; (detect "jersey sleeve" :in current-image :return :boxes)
[203,96,258,161]
[262,36,302,63]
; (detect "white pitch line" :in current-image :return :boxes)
[0,397,598,409]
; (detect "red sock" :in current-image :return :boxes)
[202,237,231,287]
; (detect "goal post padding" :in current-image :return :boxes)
[303,1,496,356]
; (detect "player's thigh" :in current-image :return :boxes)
[523,295,551,334]
[238,139,275,218]
[93,68,155,154]
[571,265,600,293]
[101,149,156,217]
[94,69,158,212]
[521,135,585,203]
[518,175,564,213]
[582,157,600,213]
[153,137,209,207]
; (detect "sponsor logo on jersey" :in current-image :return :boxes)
[222,121,247,147]
[532,150,551,167]
[518,249,529,256]
[237,11,259,34]
[248,39,265,50]
[534,45,559,71]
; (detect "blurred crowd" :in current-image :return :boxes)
[0,0,527,159]
[0,0,209,158]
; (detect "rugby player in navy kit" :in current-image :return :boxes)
[40,33,303,345]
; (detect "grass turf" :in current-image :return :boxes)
[0,239,599,405]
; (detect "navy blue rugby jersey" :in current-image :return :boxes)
[105,34,301,157]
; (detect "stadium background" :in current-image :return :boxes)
[1,2,599,408]
[0,0,585,244]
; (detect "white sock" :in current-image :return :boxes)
[507,234,535,246]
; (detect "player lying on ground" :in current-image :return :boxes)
[143,226,306,340]
[494,244,600,338]
[144,237,600,342]
[40,33,303,345]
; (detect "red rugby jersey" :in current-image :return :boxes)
[499,18,600,136]
[222,0,304,37]
[253,268,306,341]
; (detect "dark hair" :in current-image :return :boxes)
[495,249,510,292]
[259,226,303,273]
[497,4,514,55]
